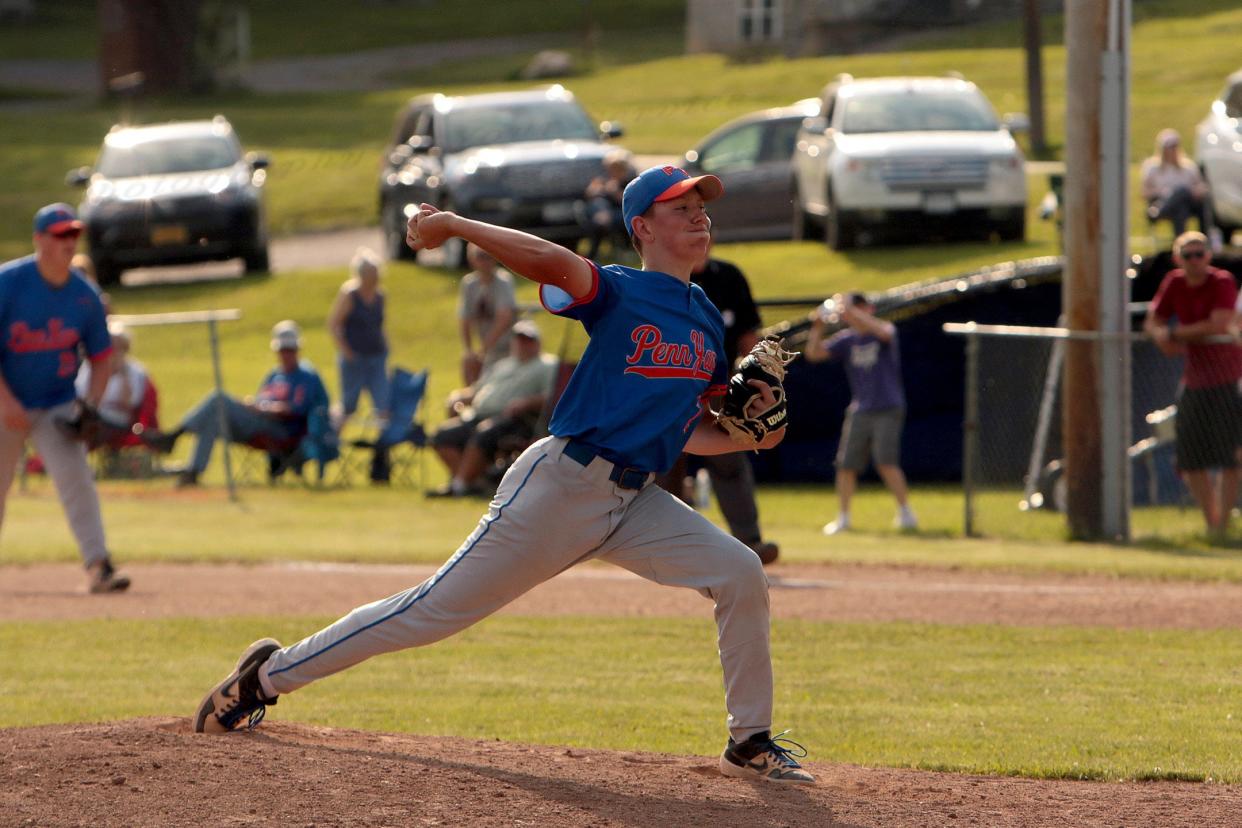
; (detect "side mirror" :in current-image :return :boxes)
[65,167,92,187]
[801,117,828,136]
[246,151,271,170]
[599,120,624,139]
[1002,112,1030,133]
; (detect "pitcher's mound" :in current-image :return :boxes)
[0,718,1237,827]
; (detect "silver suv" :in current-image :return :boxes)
[792,75,1027,250]
[1195,68,1242,243]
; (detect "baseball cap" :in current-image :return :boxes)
[512,320,541,340]
[270,319,302,351]
[1158,128,1181,149]
[34,202,84,235]
[621,166,724,237]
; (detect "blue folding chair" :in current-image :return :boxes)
[343,367,428,486]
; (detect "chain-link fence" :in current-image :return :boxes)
[954,323,1231,543]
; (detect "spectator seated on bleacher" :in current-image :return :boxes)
[74,321,159,451]
[428,320,555,498]
[138,320,331,487]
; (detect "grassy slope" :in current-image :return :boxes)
[3,1,1241,261]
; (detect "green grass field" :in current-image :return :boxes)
[3,616,1240,782]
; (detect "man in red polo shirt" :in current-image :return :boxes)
[1145,231,1242,535]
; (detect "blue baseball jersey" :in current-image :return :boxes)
[0,255,111,409]
[256,362,326,423]
[541,261,729,474]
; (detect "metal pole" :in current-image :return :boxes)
[963,334,980,537]
[1063,2,1105,539]
[1097,0,1132,540]
[1023,0,1047,155]
[207,317,237,502]
[1022,335,1065,509]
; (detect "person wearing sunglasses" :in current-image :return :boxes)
[1144,231,1242,536]
[0,203,130,592]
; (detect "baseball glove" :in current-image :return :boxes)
[713,337,798,445]
[55,400,105,445]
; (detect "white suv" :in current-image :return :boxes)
[792,75,1027,250]
[1195,69,1242,243]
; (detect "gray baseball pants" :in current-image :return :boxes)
[263,435,775,741]
[0,400,109,566]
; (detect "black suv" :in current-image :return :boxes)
[67,116,270,285]
[379,86,624,266]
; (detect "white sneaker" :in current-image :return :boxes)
[822,519,850,536]
[895,510,919,531]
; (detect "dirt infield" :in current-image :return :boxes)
[8,560,1242,628]
[5,561,1242,826]
[2,718,1240,828]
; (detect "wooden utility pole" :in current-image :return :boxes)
[1062,1,1131,541]
[1023,0,1047,154]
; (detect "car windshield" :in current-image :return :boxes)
[443,101,597,152]
[840,91,1000,134]
[97,134,240,177]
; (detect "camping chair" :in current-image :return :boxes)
[337,367,428,487]
[487,358,578,484]
[232,370,339,487]
[91,376,167,479]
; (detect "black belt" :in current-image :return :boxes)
[562,439,649,490]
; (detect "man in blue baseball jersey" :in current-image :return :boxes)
[195,167,815,784]
[141,321,328,487]
[0,203,130,593]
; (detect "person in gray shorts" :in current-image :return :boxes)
[804,291,917,534]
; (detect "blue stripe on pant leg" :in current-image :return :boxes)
[269,452,549,677]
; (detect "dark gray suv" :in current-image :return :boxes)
[67,116,270,285]
[379,86,624,266]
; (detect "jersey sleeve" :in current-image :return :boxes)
[539,259,614,326]
[80,289,112,361]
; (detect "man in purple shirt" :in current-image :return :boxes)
[805,291,917,534]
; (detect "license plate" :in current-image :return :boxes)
[923,192,957,215]
[541,201,577,223]
[150,224,189,245]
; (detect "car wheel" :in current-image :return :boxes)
[384,202,417,261]
[1204,192,1238,246]
[93,256,123,287]
[243,243,270,273]
[997,211,1026,242]
[824,190,856,251]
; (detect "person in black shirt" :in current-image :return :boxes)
[659,238,780,564]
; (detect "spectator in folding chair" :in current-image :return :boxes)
[327,247,389,433]
[74,321,153,450]
[1141,129,1209,240]
[428,320,555,497]
[140,320,330,487]
[458,244,517,385]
